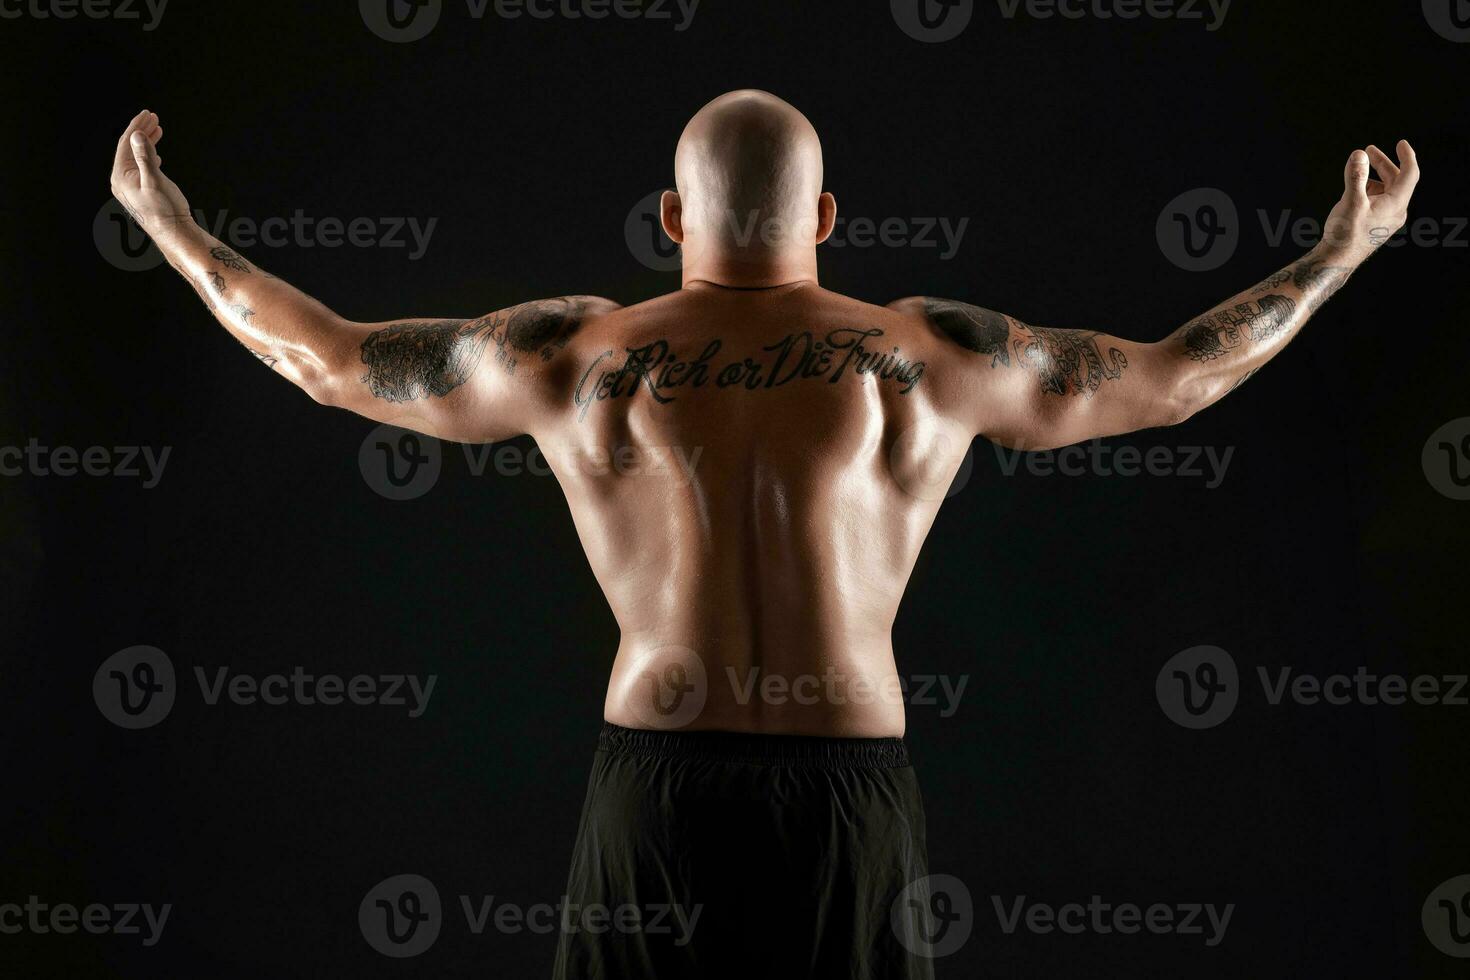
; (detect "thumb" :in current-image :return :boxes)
[129,131,161,189]
[1343,149,1369,204]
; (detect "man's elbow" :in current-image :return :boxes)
[1154,373,1214,428]
[285,354,356,408]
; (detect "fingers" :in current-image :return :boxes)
[112,109,151,178]
[1391,138,1420,202]
[129,130,163,190]
[1343,149,1370,204]
[1364,144,1399,181]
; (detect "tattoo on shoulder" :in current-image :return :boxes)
[1013,325,1128,398]
[1178,295,1297,361]
[923,298,1011,367]
[210,246,251,273]
[359,297,588,403]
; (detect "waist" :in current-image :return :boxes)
[604,641,908,738]
[597,722,910,768]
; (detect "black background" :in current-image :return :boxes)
[2,0,1467,976]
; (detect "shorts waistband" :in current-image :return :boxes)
[597,722,910,768]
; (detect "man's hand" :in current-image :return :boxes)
[1321,140,1420,265]
[109,110,193,239]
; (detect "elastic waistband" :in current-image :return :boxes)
[597,722,909,768]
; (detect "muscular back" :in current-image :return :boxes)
[530,284,972,737]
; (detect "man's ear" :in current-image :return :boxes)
[661,190,684,244]
[814,192,837,245]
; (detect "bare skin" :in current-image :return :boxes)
[110,94,1420,737]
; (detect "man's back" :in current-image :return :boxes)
[539,283,964,737]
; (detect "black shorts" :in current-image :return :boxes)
[552,723,934,980]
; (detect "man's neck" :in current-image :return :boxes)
[680,248,819,290]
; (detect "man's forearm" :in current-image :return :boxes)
[151,218,358,401]
[1163,242,1363,414]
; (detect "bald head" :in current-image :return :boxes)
[669,90,832,260]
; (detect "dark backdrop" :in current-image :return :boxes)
[2,0,1467,976]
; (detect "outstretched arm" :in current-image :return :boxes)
[108,111,615,442]
[899,142,1420,451]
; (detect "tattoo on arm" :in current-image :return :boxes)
[1014,325,1129,397]
[1290,257,1352,313]
[1250,269,1292,293]
[1177,295,1297,361]
[359,298,587,403]
[229,304,256,325]
[1224,367,1260,393]
[210,246,251,273]
[208,271,227,295]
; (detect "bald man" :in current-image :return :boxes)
[110,93,1419,978]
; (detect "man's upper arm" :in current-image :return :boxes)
[328,295,620,443]
[890,296,1181,450]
